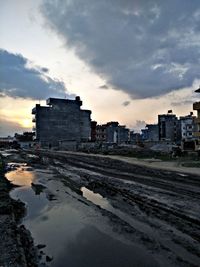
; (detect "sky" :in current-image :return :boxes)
[1,0,200,136]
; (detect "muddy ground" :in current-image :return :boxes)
[0,152,38,267]
[0,149,200,267]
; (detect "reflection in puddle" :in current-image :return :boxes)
[11,187,48,220]
[81,187,110,209]
[8,166,159,267]
[53,225,157,267]
[81,187,156,237]
[6,164,35,186]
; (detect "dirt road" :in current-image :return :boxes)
[1,149,200,267]
[31,150,200,267]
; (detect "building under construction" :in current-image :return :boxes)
[32,97,91,148]
[193,88,200,152]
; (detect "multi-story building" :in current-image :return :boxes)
[91,121,97,142]
[32,97,91,147]
[95,122,129,144]
[193,88,200,151]
[130,131,142,144]
[179,113,195,140]
[147,124,159,141]
[117,125,129,144]
[141,128,148,141]
[158,111,181,143]
[96,124,107,142]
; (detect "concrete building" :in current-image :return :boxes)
[95,122,129,144]
[158,111,181,143]
[32,97,91,147]
[117,125,129,144]
[193,88,200,151]
[141,128,148,141]
[179,113,195,140]
[141,124,158,142]
[130,131,142,144]
[96,124,107,142]
[91,121,97,142]
[106,122,119,143]
[146,124,159,141]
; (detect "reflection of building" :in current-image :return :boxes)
[193,88,200,151]
[158,111,181,143]
[32,97,91,147]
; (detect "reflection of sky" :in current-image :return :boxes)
[81,187,110,209]
[9,168,159,267]
[11,187,48,220]
[6,168,35,186]
[55,225,159,267]
[24,199,158,267]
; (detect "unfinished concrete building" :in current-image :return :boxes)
[180,113,195,140]
[95,122,129,144]
[193,88,200,151]
[32,97,91,148]
[158,111,181,143]
[141,124,159,142]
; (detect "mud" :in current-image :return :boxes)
[0,153,39,267]
[0,149,200,267]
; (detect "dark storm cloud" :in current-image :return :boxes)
[99,84,109,90]
[41,0,200,98]
[122,100,130,107]
[0,49,70,100]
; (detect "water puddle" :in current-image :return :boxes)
[81,187,158,238]
[7,164,159,267]
[81,187,110,209]
[6,163,34,186]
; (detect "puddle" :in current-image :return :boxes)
[81,187,158,237]
[81,187,110,209]
[6,163,35,186]
[7,165,159,267]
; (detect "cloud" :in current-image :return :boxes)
[99,84,109,90]
[41,0,200,99]
[122,100,130,107]
[171,100,195,107]
[133,120,147,132]
[0,118,25,136]
[0,49,71,100]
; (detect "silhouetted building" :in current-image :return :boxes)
[193,88,200,151]
[141,124,158,141]
[130,131,141,144]
[158,111,181,143]
[32,97,91,147]
[91,121,97,142]
[95,122,129,144]
[179,113,195,140]
[96,124,107,142]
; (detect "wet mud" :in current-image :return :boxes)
[1,149,200,267]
